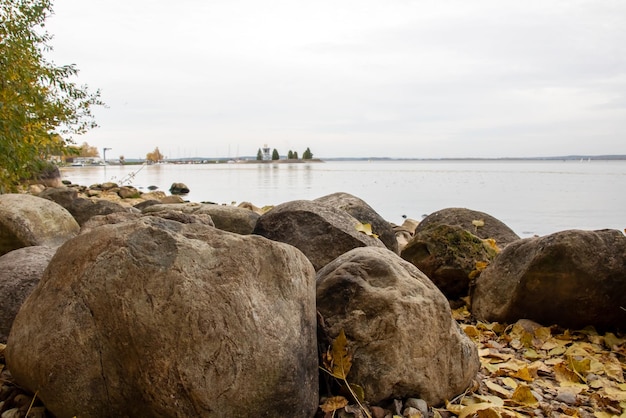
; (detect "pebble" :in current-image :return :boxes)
[404,398,428,416]
[556,389,577,405]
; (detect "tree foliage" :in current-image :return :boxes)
[303,147,313,160]
[146,147,164,163]
[256,148,263,161]
[271,148,279,160]
[0,0,103,192]
[287,150,294,159]
[74,141,99,157]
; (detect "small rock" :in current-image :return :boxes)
[556,388,577,405]
[404,398,428,416]
[402,406,423,417]
[169,182,190,194]
[370,406,388,418]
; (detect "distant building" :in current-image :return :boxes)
[262,144,271,161]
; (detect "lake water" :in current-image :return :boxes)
[59,160,626,238]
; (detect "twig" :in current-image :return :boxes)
[25,390,38,416]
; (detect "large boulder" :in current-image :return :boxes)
[80,210,215,234]
[316,247,480,406]
[401,224,499,299]
[143,203,258,235]
[6,217,318,417]
[253,200,386,270]
[314,192,398,253]
[0,246,56,343]
[471,229,626,331]
[38,186,78,209]
[416,207,520,247]
[0,194,80,256]
[67,197,133,226]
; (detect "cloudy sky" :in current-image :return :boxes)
[46,0,626,159]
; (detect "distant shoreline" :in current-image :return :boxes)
[98,155,626,165]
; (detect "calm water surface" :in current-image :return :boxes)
[59,160,626,238]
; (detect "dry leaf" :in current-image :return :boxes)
[601,355,625,383]
[323,329,352,379]
[320,396,349,413]
[555,362,583,384]
[355,222,379,239]
[458,402,501,418]
[472,219,485,228]
[484,380,511,398]
[501,377,518,390]
[482,238,500,253]
[510,367,534,382]
[510,384,538,406]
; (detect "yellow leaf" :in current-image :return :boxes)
[474,394,505,407]
[472,219,485,228]
[348,383,365,403]
[555,362,583,384]
[459,402,501,418]
[323,329,352,380]
[355,222,379,239]
[462,324,480,339]
[603,386,626,402]
[568,356,590,381]
[484,380,511,398]
[320,396,349,413]
[482,238,500,253]
[510,384,538,406]
[602,356,625,383]
[445,400,464,415]
[604,332,626,349]
[510,367,534,382]
[501,377,518,390]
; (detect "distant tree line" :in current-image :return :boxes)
[256,147,314,161]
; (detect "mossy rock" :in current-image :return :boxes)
[401,223,498,299]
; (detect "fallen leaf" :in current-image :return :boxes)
[555,362,583,385]
[463,324,481,339]
[323,329,352,379]
[604,332,626,349]
[484,380,511,398]
[482,238,500,253]
[501,377,519,390]
[601,355,625,383]
[510,367,534,382]
[320,396,349,413]
[459,402,501,418]
[355,222,379,239]
[510,384,538,406]
[472,219,485,228]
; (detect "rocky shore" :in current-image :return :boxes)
[0,179,625,417]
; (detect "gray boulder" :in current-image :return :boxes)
[0,246,56,343]
[7,217,318,417]
[0,194,79,256]
[195,204,260,235]
[401,224,498,299]
[316,247,480,405]
[417,207,520,247]
[169,182,190,194]
[142,203,257,235]
[68,197,132,226]
[314,192,398,253]
[471,229,626,331]
[38,186,78,209]
[253,200,386,270]
[80,210,216,234]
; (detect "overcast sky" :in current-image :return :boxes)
[45,0,626,159]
